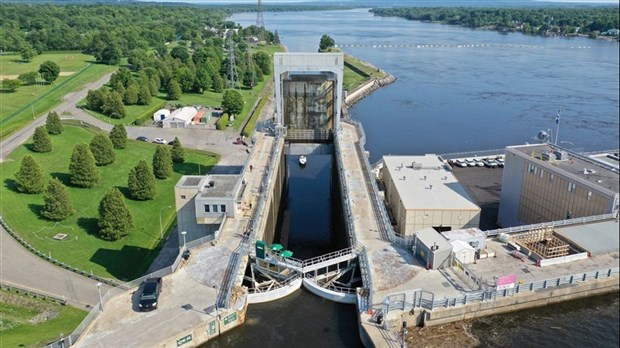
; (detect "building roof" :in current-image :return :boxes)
[163,106,197,124]
[441,228,485,241]
[451,240,475,252]
[506,144,619,194]
[176,176,206,189]
[554,220,619,256]
[198,175,240,198]
[383,155,480,211]
[153,108,170,119]
[415,227,452,251]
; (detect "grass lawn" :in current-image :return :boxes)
[0,289,87,348]
[0,124,219,281]
[343,53,386,92]
[0,52,118,140]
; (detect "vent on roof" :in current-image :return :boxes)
[583,168,596,174]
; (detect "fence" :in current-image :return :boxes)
[0,217,121,288]
[484,213,616,237]
[380,267,619,314]
[1,281,68,305]
[219,135,284,309]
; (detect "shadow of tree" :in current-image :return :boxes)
[27,203,44,218]
[77,217,99,237]
[4,178,19,193]
[50,172,72,187]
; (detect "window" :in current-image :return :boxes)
[204,204,210,213]
[528,164,537,174]
[587,191,592,200]
[221,205,226,213]
[213,205,219,213]
[568,182,576,192]
[539,169,544,179]
[549,173,554,182]
[181,195,186,199]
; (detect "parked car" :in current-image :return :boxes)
[496,157,505,167]
[483,158,499,168]
[138,278,162,311]
[465,158,476,167]
[153,138,167,144]
[474,158,484,167]
[454,159,468,168]
[136,136,149,142]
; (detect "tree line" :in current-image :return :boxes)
[370,7,619,38]
[16,113,186,241]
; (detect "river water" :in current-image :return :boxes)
[222,8,619,347]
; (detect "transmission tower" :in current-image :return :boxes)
[256,0,265,42]
[226,32,238,89]
[245,50,256,89]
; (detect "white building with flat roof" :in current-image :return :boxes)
[162,106,197,128]
[381,155,481,237]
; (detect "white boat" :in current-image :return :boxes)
[299,155,307,166]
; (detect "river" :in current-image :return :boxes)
[225,8,619,347]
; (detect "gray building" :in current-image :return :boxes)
[498,144,619,227]
[175,175,242,246]
[413,227,453,270]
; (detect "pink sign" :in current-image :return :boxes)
[496,274,517,290]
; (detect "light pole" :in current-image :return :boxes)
[401,321,408,348]
[181,231,187,249]
[159,205,172,239]
[96,282,103,312]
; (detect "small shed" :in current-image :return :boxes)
[441,228,486,251]
[451,240,476,264]
[153,108,171,122]
[413,228,452,270]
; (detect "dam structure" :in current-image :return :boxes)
[71,53,618,348]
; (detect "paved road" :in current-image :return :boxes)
[0,71,273,307]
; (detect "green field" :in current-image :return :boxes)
[343,54,386,92]
[0,288,86,348]
[0,52,118,140]
[0,124,219,281]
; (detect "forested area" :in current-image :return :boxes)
[370,7,620,38]
[1,3,276,121]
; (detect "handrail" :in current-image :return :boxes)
[302,245,359,268]
[1,281,68,305]
[485,213,616,236]
[381,267,619,313]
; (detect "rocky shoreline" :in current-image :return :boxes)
[345,73,397,108]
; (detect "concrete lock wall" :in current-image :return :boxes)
[397,276,619,328]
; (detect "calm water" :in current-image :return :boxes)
[228,9,619,347]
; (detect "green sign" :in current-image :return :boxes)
[224,312,237,325]
[209,320,216,335]
[176,334,192,347]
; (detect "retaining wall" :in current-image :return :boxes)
[397,276,619,328]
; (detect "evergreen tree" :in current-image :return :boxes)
[128,160,156,200]
[69,143,100,188]
[167,79,182,100]
[222,90,244,117]
[137,84,152,105]
[98,187,133,241]
[15,155,45,194]
[212,73,224,93]
[32,126,52,153]
[103,91,126,119]
[45,111,64,135]
[109,124,127,149]
[124,83,139,105]
[171,137,185,163]
[89,134,116,166]
[152,145,173,179]
[41,178,73,221]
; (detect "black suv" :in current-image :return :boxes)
[138,278,162,311]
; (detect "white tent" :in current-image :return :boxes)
[153,109,171,122]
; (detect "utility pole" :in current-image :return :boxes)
[256,0,265,42]
[226,32,238,90]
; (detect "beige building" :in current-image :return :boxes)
[498,144,619,227]
[381,155,481,237]
[175,175,242,246]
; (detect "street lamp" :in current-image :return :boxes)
[181,231,187,249]
[95,282,103,312]
[159,205,172,239]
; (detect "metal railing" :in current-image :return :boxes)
[302,244,360,269]
[0,217,121,288]
[219,135,284,309]
[485,213,616,236]
[1,281,68,305]
[381,267,619,313]
[439,149,505,160]
[247,274,301,294]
